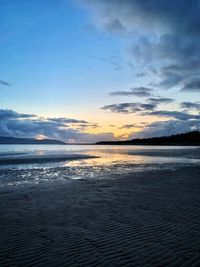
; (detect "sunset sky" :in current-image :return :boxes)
[0,0,200,143]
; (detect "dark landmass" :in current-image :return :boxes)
[0,136,66,145]
[96,131,200,145]
[1,131,199,145]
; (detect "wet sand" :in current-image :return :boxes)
[0,166,200,266]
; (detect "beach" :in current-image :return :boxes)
[0,145,200,266]
[2,0,200,265]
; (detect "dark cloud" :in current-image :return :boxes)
[180,101,200,110]
[83,0,200,34]
[130,29,200,91]
[147,97,174,104]
[0,109,115,143]
[146,110,200,121]
[0,109,36,120]
[181,78,200,92]
[120,123,144,129]
[158,70,183,89]
[130,119,200,139]
[101,102,157,114]
[47,118,88,124]
[0,80,10,86]
[83,0,200,92]
[103,102,200,121]
[110,87,154,97]
[102,97,173,114]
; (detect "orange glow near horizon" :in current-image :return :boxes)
[70,114,169,140]
[32,110,171,141]
[35,134,48,140]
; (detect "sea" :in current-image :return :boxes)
[0,144,199,187]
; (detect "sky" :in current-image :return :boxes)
[0,0,200,143]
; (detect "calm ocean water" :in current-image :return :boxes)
[0,144,199,187]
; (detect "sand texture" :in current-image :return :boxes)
[0,166,200,266]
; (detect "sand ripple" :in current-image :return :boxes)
[0,166,200,266]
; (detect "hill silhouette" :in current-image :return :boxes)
[96,131,200,146]
[0,136,66,145]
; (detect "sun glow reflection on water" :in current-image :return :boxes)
[0,145,199,187]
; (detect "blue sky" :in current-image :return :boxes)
[0,0,127,112]
[0,0,199,142]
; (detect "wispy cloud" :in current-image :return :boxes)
[0,80,10,86]
[145,110,200,121]
[147,97,174,104]
[110,87,154,97]
[101,102,157,114]
[0,109,36,120]
[180,101,200,110]
[181,78,200,92]
[119,123,145,129]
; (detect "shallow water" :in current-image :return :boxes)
[0,144,199,187]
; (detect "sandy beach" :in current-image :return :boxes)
[0,165,200,266]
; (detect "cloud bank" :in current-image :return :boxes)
[82,0,200,92]
[130,120,200,139]
[0,109,115,143]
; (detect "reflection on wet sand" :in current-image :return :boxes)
[0,145,199,187]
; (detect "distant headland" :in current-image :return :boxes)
[96,131,200,146]
[0,136,66,145]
